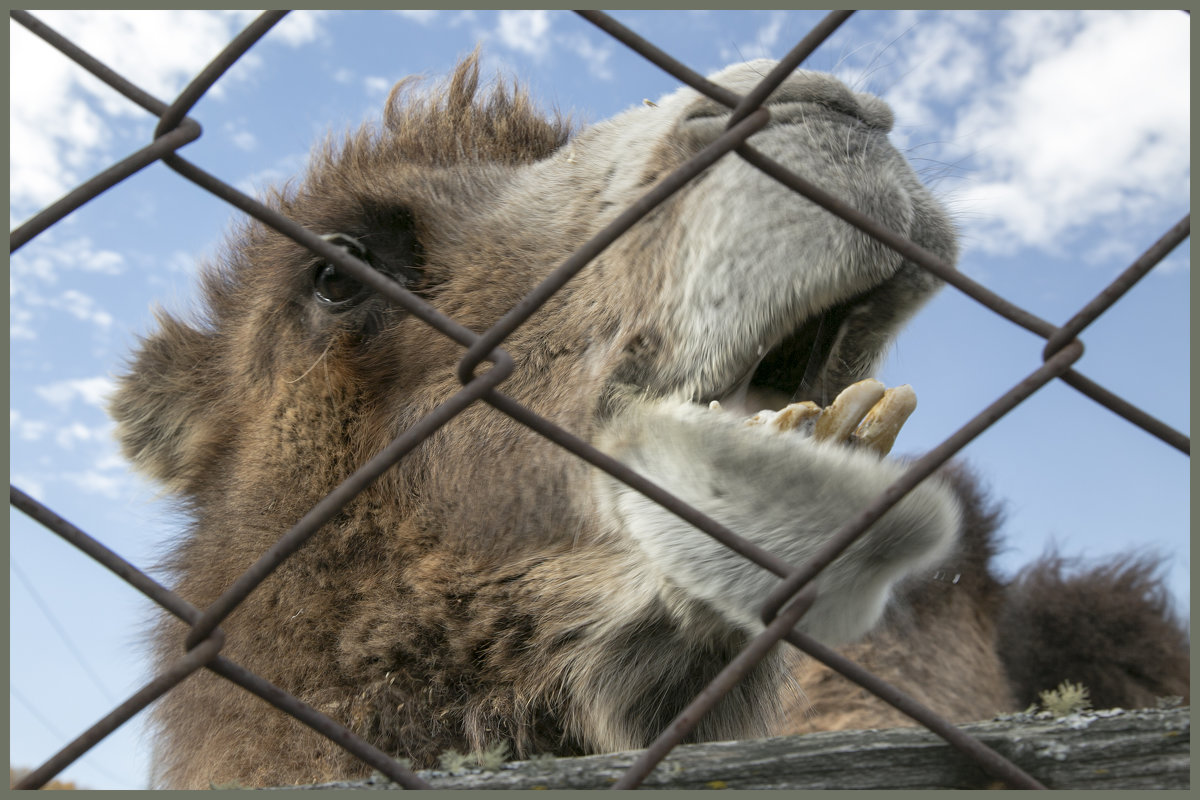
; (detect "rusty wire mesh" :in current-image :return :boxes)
[9,9,1190,791]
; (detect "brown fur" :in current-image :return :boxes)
[783,467,1190,733]
[111,57,1188,788]
[781,465,1018,732]
[116,57,787,789]
[996,554,1190,710]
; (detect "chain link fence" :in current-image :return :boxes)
[10,9,1189,790]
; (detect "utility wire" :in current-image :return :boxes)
[11,559,118,703]
[10,687,140,789]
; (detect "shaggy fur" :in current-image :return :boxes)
[997,555,1190,710]
[111,56,1188,789]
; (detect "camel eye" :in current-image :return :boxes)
[314,233,371,308]
[314,263,367,305]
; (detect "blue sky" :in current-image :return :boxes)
[9,10,1190,790]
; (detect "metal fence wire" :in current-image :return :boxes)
[9,9,1191,791]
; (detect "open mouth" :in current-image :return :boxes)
[697,284,920,458]
[700,289,868,411]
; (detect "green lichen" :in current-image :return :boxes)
[476,740,510,770]
[1038,680,1092,716]
[437,749,473,773]
[437,740,510,774]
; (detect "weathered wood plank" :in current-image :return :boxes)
[277,706,1189,790]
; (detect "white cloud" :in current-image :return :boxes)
[10,236,126,286]
[394,10,437,26]
[55,421,111,449]
[11,306,37,341]
[94,451,128,472]
[329,67,391,98]
[10,11,253,214]
[558,34,614,82]
[223,121,257,151]
[956,11,1187,254]
[842,10,1188,257]
[235,154,308,200]
[12,283,119,339]
[165,250,201,275]
[10,474,46,502]
[9,10,324,216]
[719,11,788,63]
[231,130,257,150]
[10,410,49,441]
[364,76,392,96]
[34,376,116,411]
[495,10,552,58]
[65,469,126,499]
[1155,254,1189,276]
[57,289,115,329]
[269,10,329,47]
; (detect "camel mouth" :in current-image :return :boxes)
[699,290,870,412]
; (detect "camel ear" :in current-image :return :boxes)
[110,311,225,497]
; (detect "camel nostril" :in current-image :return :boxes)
[682,77,893,134]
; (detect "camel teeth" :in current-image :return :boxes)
[769,401,822,433]
[744,409,778,426]
[813,379,887,444]
[852,384,917,457]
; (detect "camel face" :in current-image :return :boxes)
[112,57,965,787]
[568,61,955,413]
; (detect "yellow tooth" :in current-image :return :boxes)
[744,409,776,426]
[813,379,887,443]
[770,401,822,432]
[853,384,917,456]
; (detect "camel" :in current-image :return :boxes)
[110,56,1189,788]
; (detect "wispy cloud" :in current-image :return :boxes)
[35,376,116,411]
[394,10,437,26]
[495,10,552,58]
[65,469,128,499]
[223,121,258,151]
[12,285,118,338]
[11,306,38,341]
[10,10,327,217]
[10,236,125,285]
[841,10,1188,258]
[558,33,615,82]
[719,11,788,63]
[269,10,330,47]
[364,76,392,96]
[54,421,114,450]
[234,153,309,200]
[10,410,49,442]
[10,236,125,336]
[58,290,115,329]
[10,474,46,502]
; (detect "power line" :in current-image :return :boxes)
[10,685,68,741]
[10,559,118,704]
[9,687,141,789]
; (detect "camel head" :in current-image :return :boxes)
[111,55,964,787]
